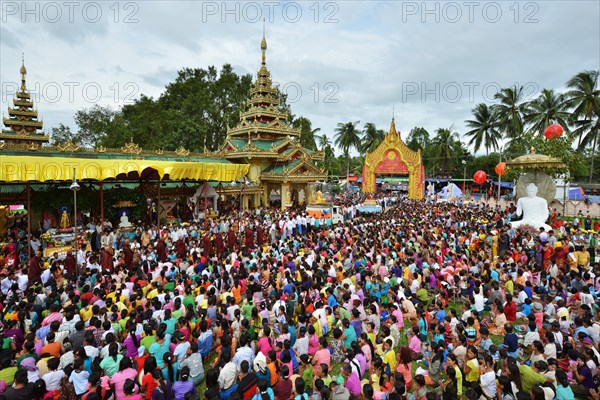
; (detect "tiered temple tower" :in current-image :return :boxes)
[220,32,326,209]
[1,57,49,148]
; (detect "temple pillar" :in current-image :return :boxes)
[253,193,260,209]
[281,182,290,210]
[261,184,269,207]
[305,182,314,204]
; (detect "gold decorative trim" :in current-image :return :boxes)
[155,148,164,155]
[121,140,142,154]
[175,147,190,156]
[57,142,80,152]
[96,146,107,153]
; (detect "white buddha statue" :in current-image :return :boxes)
[511,183,551,231]
[119,211,132,228]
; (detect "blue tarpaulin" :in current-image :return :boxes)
[491,181,514,189]
[569,186,585,201]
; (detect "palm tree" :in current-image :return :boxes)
[493,85,528,147]
[566,70,600,182]
[431,126,460,173]
[524,89,571,136]
[334,121,362,177]
[317,134,331,149]
[464,103,501,157]
[360,122,385,153]
[565,70,600,149]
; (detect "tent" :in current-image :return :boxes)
[438,182,464,198]
[569,186,585,201]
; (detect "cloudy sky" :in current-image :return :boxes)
[1,1,599,154]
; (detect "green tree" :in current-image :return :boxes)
[317,134,331,149]
[360,122,385,153]
[406,127,430,153]
[50,123,79,145]
[464,103,501,157]
[524,89,571,136]
[565,70,600,182]
[493,85,528,150]
[565,70,600,149]
[292,116,319,150]
[334,121,362,177]
[75,105,124,147]
[431,126,461,173]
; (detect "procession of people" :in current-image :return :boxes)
[0,193,599,400]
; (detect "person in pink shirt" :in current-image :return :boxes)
[41,304,64,326]
[307,325,319,356]
[391,304,404,330]
[257,326,274,357]
[110,357,139,399]
[408,326,422,360]
[312,337,331,370]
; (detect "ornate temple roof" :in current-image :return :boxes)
[222,32,326,183]
[225,32,300,140]
[1,56,49,147]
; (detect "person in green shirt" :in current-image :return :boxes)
[336,305,351,322]
[0,357,17,386]
[519,364,547,393]
[140,325,156,350]
[416,286,429,303]
[299,354,313,385]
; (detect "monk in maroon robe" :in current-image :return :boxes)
[156,239,167,262]
[101,247,114,273]
[202,233,213,258]
[227,230,236,250]
[256,225,264,247]
[215,233,224,256]
[28,251,43,286]
[64,251,77,276]
[175,238,187,260]
[123,240,134,268]
[245,227,254,254]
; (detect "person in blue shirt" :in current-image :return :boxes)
[517,298,533,320]
[326,288,338,308]
[500,324,519,359]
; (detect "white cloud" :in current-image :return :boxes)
[1,0,598,155]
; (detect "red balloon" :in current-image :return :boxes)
[473,170,487,184]
[495,162,507,176]
[544,124,564,140]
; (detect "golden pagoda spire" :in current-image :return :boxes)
[1,58,48,146]
[20,52,27,92]
[261,18,267,65]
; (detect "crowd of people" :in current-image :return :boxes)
[0,193,599,400]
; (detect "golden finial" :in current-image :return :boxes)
[530,147,535,154]
[20,53,27,92]
[261,18,267,65]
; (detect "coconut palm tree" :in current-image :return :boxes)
[565,70,600,149]
[493,85,528,148]
[317,133,331,149]
[524,89,571,136]
[360,122,385,153]
[565,70,600,182]
[464,103,501,157]
[431,126,460,173]
[334,121,362,177]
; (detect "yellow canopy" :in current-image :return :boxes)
[0,155,249,182]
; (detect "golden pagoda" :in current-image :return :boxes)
[220,32,327,209]
[0,56,49,148]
